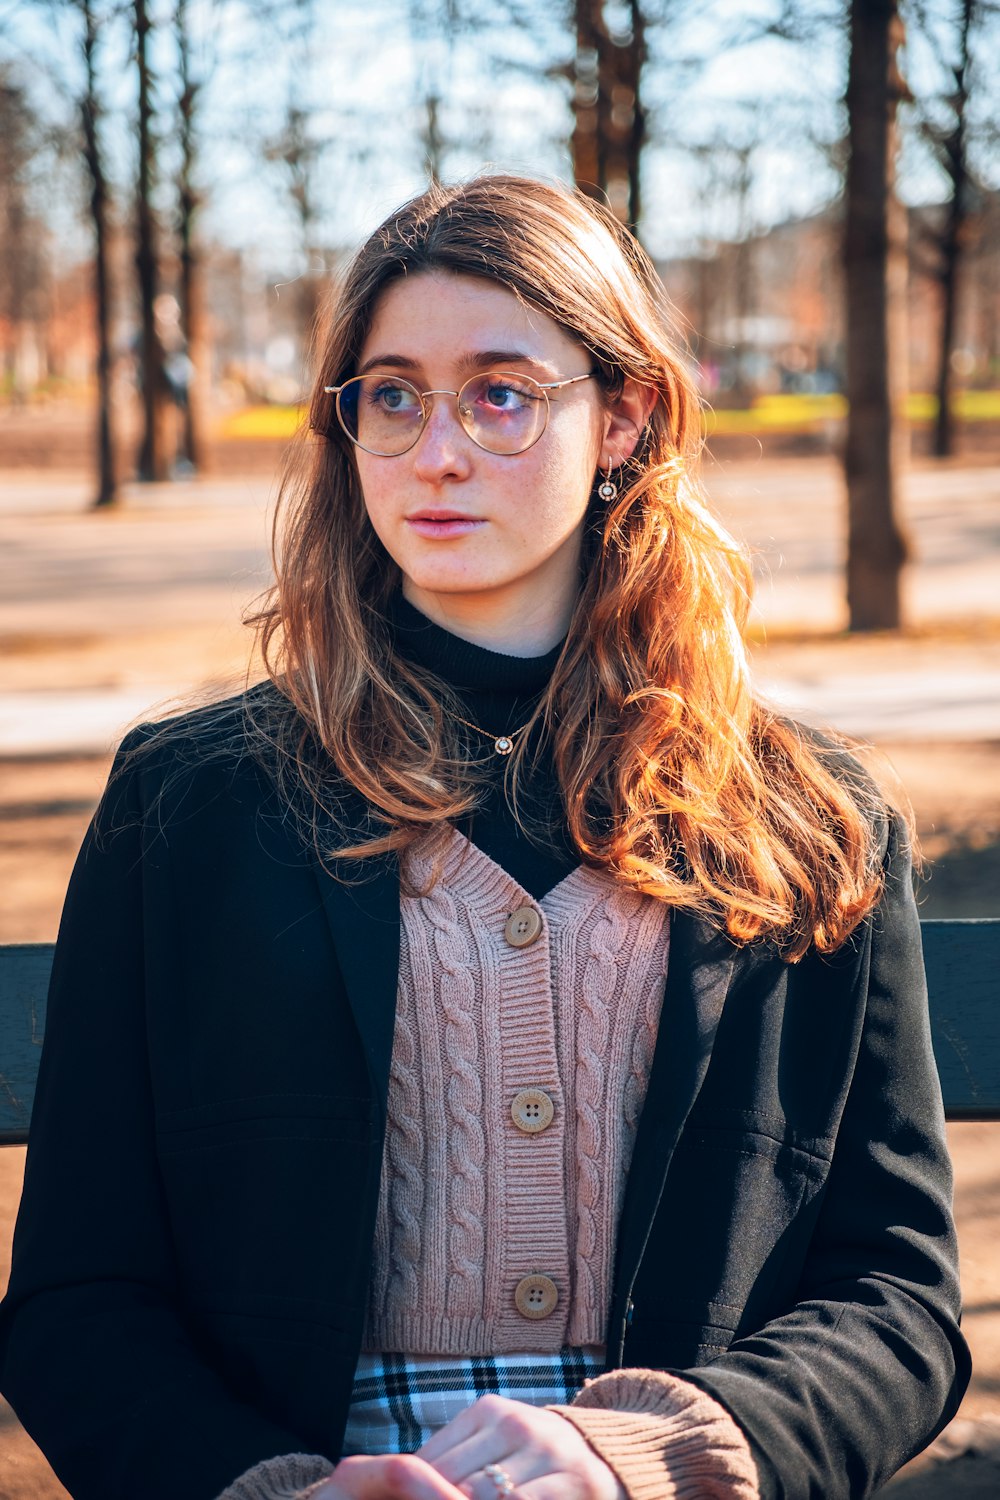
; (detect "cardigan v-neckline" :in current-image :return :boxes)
[427,822,610,913]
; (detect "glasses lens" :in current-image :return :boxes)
[458,372,548,454]
[337,375,425,455]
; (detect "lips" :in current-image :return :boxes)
[409,510,480,522]
[406,511,486,538]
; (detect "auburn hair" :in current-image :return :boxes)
[244,173,887,961]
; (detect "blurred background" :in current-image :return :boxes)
[1,1,999,1495]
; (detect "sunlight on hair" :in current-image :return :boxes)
[241,173,890,959]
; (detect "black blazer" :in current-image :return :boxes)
[0,705,970,1500]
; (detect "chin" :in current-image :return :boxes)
[406,568,505,597]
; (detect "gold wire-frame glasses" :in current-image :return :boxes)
[322,369,594,456]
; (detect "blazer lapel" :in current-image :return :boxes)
[608,909,737,1356]
[311,836,401,1124]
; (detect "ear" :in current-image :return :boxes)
[600,379,658,468]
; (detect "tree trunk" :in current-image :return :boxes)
[571,0,603,202]
[571,0,646,230]
[422,92,443,184]
[3,163,30,404]
[843,0,909,631]
[176,0,203,472]
[732,145,755,402]
[932,0,974,459]
[135,0,168,482]
[934,196,961,459]
[267,102,321,358]
[621,0,646,229]
[81,0,118,508]
[177,198,202,472]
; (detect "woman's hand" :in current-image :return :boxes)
[308,1453,469,1498]
[305,1397,626,1498]
[418,1395,627,1500]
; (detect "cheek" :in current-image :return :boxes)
[525,421,602,530]
[355,461,390,531]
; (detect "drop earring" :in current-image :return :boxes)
[598,462,618,502]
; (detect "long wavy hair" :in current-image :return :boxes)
[245,173,886,961]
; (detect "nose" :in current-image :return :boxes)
[411,392,473,482]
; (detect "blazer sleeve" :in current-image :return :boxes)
[0,732,312,1500]
[671,813,972,1498]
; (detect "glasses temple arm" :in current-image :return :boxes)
[538,373,595,391]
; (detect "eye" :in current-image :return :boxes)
[366,379,420,413]
[485,381,522,410]
[472,375,540,413]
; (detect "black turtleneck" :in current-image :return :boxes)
[389,594,579,899]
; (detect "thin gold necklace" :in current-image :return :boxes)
[448,710,533,757]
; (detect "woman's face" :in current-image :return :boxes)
[350,271,613,652]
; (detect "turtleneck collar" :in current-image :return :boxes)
[386,591,579,897]
[389,593,564,696]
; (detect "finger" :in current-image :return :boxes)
[419,1393,543,1468]
[460,1460,537,1500]
[429,1443,551,1499]
[497,1481,583,1500]
[421,1398,590,1488]
[324,1452,471,1498]
[418,1394,510,1462]
[423,1406,626,1500]
[499,1461,627,1500]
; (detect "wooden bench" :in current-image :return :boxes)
[1,920,998,1143]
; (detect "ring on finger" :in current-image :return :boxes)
[483,1462,516,1496]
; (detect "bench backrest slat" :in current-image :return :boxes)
[1,920,998,1144]
[920,919,1000,1122]
[0,944,52,1146]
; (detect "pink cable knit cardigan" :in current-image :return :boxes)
[366,828,670,1354]
[217,833,758,1499]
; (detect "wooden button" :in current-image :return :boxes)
[511,1088,554,1134]
[514,1274,559,1319]
[504,905,543,948]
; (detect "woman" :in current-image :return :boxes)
[0,176,969,1500]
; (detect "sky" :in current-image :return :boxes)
[2,0,997,284]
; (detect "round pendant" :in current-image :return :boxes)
[598,481,617,501]
[494,736,514,756]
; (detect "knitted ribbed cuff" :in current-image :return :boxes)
[214,1452,335,1500]
[551,1369,759,1500]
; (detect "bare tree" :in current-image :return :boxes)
[728,140,757,401]
[420,92,444,184]
[930,0,974,457]
[79,0,119,506]
[843,0,911,631]
[682,133,760,396]
[264,101,326,340]
[908,0,995,457]
[570,0,647,227]
[135,0,170,481]
[34,2,124,505]
[0,70,50,400]
[174,0,204,471]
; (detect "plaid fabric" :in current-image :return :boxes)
[342,1347,605,1456]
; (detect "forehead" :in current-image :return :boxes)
[359,270,581,366]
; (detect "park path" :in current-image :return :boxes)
[1,458,999,755]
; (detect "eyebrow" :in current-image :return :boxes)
[356,348,550,378]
